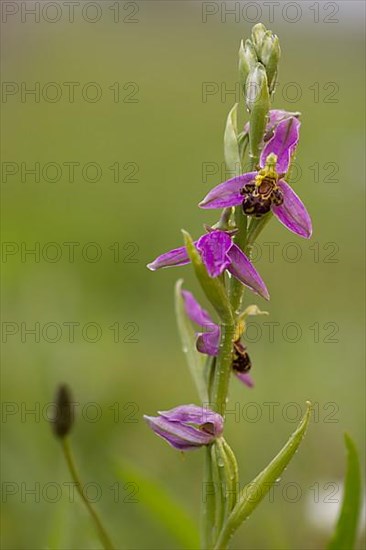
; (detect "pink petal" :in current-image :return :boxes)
[181,289,221,355]
[196,328,220,356]
[147,245,190,271]
[199,172,257,209]
[227,244,270,300]
[273,180,312,239]
[260,117,301,174]
[196,230,232,277]
[235,371,254,388]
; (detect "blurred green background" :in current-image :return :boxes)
[1,1,365,549]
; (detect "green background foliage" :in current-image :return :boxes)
[2,2,365,548]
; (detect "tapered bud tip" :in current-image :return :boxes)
[251,23,267,52]
[51,384,74,439]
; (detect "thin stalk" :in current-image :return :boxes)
[202,445,216,550]
[212,322,236,417]
[207,355,216,405]
[61,438,115,550]
[246,214,272,249]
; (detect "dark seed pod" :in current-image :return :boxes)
[51,384,74,438]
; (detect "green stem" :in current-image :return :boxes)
[202,445,216,550]
[246,214,272,249]
[212,322,236,417]
[207,355,216,406]
[61,438,115,550]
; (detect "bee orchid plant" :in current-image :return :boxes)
[144,23,313,550]
[51,23,362,550]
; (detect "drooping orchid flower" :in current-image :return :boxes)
[144,405,224,451]
[181,289,254,388]
[147,229,269,300]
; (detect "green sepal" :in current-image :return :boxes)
[174,279,208,403]
[224,103,241,176]
[237,131,249,167]
[182,230,233,325]
[327,434,362,550]
[214,402,312,549]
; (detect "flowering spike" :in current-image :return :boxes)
[51,384,74,439]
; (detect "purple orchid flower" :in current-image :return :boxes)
[147,229,269,300]
[182,289,254,388]
[144,404,223,450]
[199,117,312,239]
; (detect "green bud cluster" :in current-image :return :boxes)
[238,24,280,166]
[239,23,280,107]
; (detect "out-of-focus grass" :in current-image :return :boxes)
[1,2,365,549]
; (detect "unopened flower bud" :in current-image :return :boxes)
[245,63,270,165]
[250,24,281,95]
[251,23,267,55]
[51,384,74,438]
[245,63,270,113]
[238,39,257,94]
[260,32,280,93]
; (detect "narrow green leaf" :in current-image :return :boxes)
[174,279,208,402]
[327,434,362,550]
[224,104,241,175]
[215,402,312,549]
[237,131,249,167]
[182,230,233,325]
[115,460,200,549]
